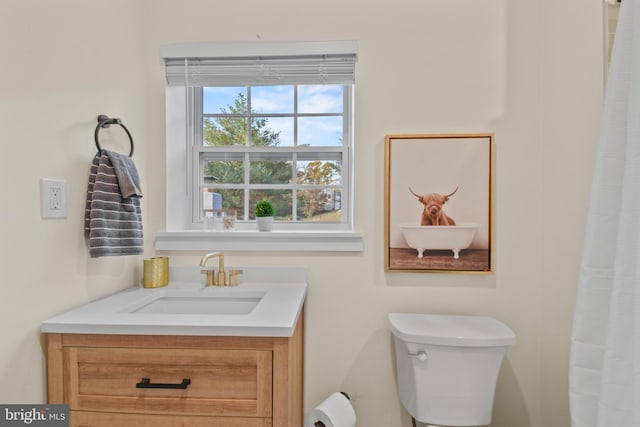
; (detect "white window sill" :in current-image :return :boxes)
[155,230,364,252]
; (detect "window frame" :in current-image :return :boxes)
[189,84,353,231]
[158,42,363,251]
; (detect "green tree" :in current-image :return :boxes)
[203,93,289,216]
[203,91,341,220]
[203,93,280,147]
[297,161,340,218]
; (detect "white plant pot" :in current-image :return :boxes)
[256,216,274,232]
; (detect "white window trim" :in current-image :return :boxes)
[155,230,364,252]
[156,41,363,252]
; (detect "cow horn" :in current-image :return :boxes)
[445,187,459,198]
[408,187,422,198]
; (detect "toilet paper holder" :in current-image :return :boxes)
[313,392,351,427]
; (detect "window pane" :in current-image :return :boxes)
[203,189,245,220]
[193,82,351,228]
[250,152,292,184]
[298,116,343,146]
[252,86,294,114]
[201,153,244,184]
[249,190,291,220]
[204,117,247,146]
[297,159,342,185]
[297,189,342,222]
[298,85,343,113]
[251,117,293,147]
[203,87,247,114]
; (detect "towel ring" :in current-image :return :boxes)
[94,115,134,157]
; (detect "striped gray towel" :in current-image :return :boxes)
[105,149,143,198]
[84,152,143,257]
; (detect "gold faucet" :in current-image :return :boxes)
[200,252,226,286]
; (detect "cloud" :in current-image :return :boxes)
[252,85,293,113]
[298,85,343,113]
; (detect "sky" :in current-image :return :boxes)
[203,85,344,147]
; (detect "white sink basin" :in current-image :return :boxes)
[40,266,308,337]
[130,295,263,315]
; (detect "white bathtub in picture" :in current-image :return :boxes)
[401,222,480,259]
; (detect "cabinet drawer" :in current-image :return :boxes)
[71,411,272,427]
[64,347,272,417]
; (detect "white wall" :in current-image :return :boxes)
[0,1,603,426]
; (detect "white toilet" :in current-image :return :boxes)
[389,313,515,427]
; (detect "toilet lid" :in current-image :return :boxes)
[389,313,516,347]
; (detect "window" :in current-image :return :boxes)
[159,41,362,248]
[195,84,350,227]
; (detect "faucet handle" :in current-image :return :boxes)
[201,269,217,287]
[228,269,243,287]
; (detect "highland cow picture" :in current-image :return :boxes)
[384,134,493,273]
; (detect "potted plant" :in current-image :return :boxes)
[255,200,275,232]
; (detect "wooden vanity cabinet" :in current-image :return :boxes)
[45,314,303,427]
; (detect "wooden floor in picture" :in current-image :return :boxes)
[388,248,490,272]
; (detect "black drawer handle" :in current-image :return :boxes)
[136,378,191,389]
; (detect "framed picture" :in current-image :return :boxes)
[384,134,493,273]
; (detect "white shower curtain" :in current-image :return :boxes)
[569,0,640,426]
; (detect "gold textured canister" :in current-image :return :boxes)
[142,257,169,288]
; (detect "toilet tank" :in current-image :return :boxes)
[389,313,515,427]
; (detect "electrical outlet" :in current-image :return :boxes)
[41,179,67,219]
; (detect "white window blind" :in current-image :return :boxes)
[161,41,357,87]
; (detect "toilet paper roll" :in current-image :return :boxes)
[305,392,356,427]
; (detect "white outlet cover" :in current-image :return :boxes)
[41,178,67,219]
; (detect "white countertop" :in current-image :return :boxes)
[41,266,307,337]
